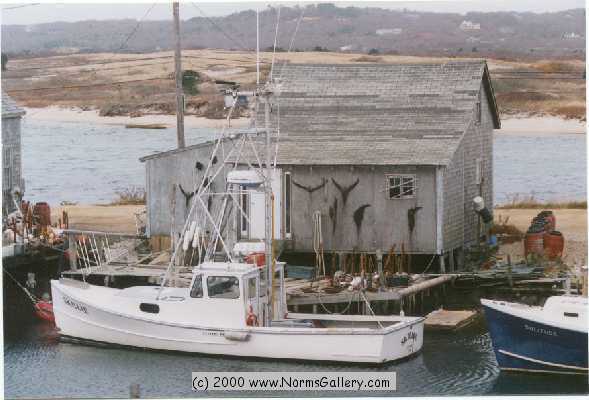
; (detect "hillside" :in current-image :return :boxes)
[1,4,586,60]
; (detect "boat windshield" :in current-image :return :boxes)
[207,276,240,299]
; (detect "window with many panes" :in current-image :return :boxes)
[387,174,416,199]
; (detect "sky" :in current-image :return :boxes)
[1,0,586,25]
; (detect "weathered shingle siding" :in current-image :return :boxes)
[2,92,25,215]
[442,139,465,251]
[144,143,226,237]
[461,82,495,247]
[286,164,437,253]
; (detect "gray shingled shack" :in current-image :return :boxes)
[141,61,500,272]
[2,91,26,216]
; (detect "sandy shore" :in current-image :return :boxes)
[24,106,250,129]
[51,205,145,234]
[500,115,586,135]
[25,107,585,135]
[495,208,587,264]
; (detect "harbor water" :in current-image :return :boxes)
[20,119,587,206]
[4,118,588,398]
[4,317,588,398]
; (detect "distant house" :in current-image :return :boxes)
[141,61,500,272]
[1,92,26,216]
[563,32,582,39]
[460,21,481,31]
[376,28,402,36]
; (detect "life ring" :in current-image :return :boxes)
[246,305,259,326]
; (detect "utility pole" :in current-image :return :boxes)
[173,1,185,149]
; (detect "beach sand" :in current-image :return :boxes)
[24,106,250,129]
[495,208,587,264]
[500,115,586,135]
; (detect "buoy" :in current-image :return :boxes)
[246,305,259,326]
[34,300,55,323]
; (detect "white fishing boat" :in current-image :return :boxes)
[50,6,424,364]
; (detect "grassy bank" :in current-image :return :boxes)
[496,196,587,209]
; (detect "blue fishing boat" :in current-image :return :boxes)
[481,296,588,375]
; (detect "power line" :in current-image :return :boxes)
[191,2,249,51]
[118,3,157,51]
[2,3,40,10]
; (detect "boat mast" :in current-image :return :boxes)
[263,89,273,326]
[173,1,185,149]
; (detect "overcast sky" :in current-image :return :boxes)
[1,1,586,25]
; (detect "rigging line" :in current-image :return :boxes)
[1,3,40,10]
[277,6,304,80]
[118,3,157,51]
[287,7,304,53]
[269,5,281,81]
[191,2,249,51]
[157,101,239,296]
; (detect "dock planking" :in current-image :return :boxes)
[424,309,478,331]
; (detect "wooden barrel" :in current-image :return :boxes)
[33,202,51,226]
[544,231,564,260]
[524,231,545,257]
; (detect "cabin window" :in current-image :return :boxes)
[387,174,416,199]
[248,277,257,299]
[190,275,203,298]
[207,276,240,299]
[284,172,292,238]
[564,312,579,318]
[139,303,159,313]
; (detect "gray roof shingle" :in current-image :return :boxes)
[2,91,26,118]
[255,60,499,166]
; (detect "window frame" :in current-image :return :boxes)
[206,275,240,299]
[386,174,416,200]
[283,171,292,238]
[190,274,203,298]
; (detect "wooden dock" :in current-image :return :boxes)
[424,309,478,331]
[285,274,455,306]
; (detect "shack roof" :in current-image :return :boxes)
[1,91,26,119]
[141,60,500,166]
[259,60,499,166]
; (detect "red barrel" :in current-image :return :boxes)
[524,231,545,258]
[33,202,51,227]
[544,231,564,260]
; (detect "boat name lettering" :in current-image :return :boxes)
[62,296,88,314]
[401,331,418,345]
[524,324,557,336]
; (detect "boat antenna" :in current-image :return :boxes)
[173,0,186,149]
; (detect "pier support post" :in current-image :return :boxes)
[376,249,383,290]
[438,254,446,274]
[449,250,455,272]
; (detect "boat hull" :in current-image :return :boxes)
[52,281,424,364]
[482,301,588,375]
